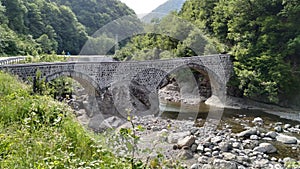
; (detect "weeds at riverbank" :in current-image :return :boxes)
[0,72,137,168]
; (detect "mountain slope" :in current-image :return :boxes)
[142,0,186,23]
[0,0,135,55]
[51,0,135,35]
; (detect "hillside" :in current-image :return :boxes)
[51,0,135,35]
[142,0,186,23]
[0,0,134,56]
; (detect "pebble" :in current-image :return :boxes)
[250,135,259,140]
[198,156,209,164]
[252,117,264,125]
[274,126,283,132]
[284,124,292,129]
[190,163,200,169]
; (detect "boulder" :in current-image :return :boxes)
[177,149,193,160]
[201,164,213,169]
[222,152,236,161]
[190,163,201,169]
[283,124,292,129]
[276,134,297,144]
[274,126,283,132]
[98,116,125,130]
[252,117,264,125]
[198,156,209,164]
[211,136,223,144]
[177,135,196,148]
[213,159,237,169]
[197,144,205,152]
[250,135,259,140]
[167,131,190,144]
[266,131,277,139]
[253,143,277,153]
[219,141,233,152]
[237,128,257,138]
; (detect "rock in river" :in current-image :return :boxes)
[276,134,298,144]
[177,135,196,149]
[237,128,257,138]
[253,143,277,153]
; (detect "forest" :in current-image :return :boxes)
[0,0,133,55]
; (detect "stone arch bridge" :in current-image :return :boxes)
[0,54,232,122]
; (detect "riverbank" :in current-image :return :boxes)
[101,113,299,168]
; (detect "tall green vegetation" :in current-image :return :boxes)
[0,0,134,56]
[52,0,134,35]
[115,13,218,61]
[0,72,140,168]
[178,0,300,105]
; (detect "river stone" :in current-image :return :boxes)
[284,124,292,129]
[167,131,190,144]
[177,149,193,160]
[276,134,298,144]
[222,152,236,161]
[204,148,212,152]
[254,159,269,167]
[191,163,201,169]
[274,126,283,132]
[211,136,223,144]
[283,157,297,164]
[219,141,233,152]
[97,116,124,131]
[212,151,219,156]
[253,143,277,153]
[237,128,257,138]
[198,156,209,164]
[213,159,237,169]
[262,137,273,141]
[266,131,277,139]
[197,144,205,152]
[191,144,198,152]
[177,135,196,148]
[252,117,264,125]
[201,164,213,169]
[204,152,212,157]
[250,135,259,140]
[232,142,241,149]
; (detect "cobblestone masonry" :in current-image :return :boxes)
[0,54,232,98]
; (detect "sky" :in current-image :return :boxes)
[120,0,168,15]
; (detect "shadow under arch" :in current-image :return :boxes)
[45,71,101,96]
[162,62,225,98]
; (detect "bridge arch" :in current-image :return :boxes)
[121,62,225,118]
[45,71,101,96]
[163,63,224,98]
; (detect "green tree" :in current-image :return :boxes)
[2,0,27,33]
[179,0,300,104]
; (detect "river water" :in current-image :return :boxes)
[159,101,300,126]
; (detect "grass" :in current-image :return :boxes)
[0,71,136,168]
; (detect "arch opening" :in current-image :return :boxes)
[120,63,223,119]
